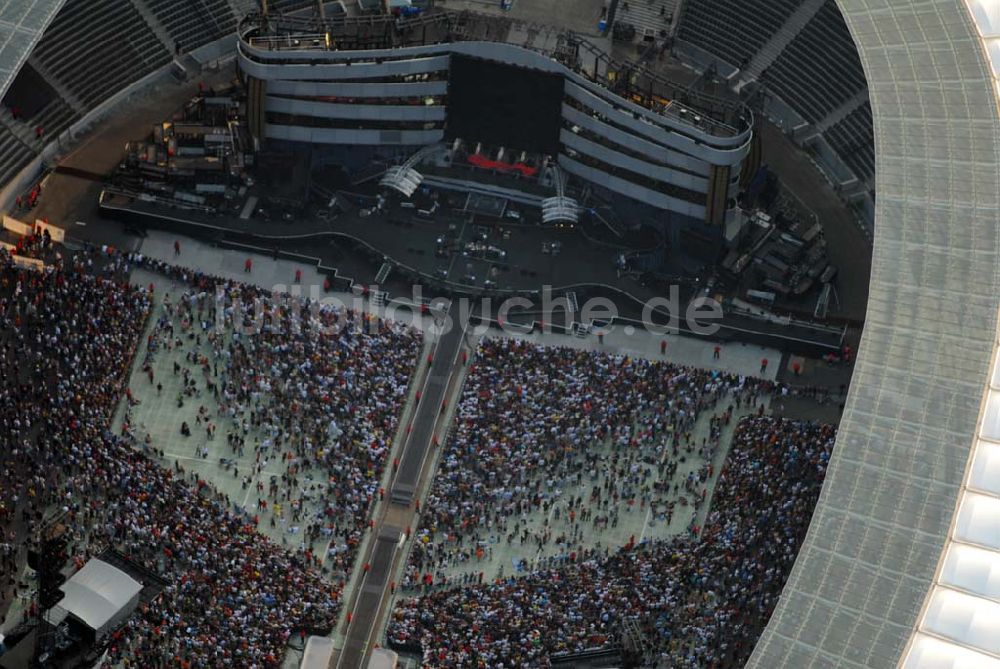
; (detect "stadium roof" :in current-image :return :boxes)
[0,0,65,101]
[749,0,1000,667]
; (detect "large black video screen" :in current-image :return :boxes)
[446,55,564,155]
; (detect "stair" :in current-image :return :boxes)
[0,108,40,149]
[666,0,684,35]
[351,161,391,186]
[25,56,86,115]
[740,0,826,82]
[14,98,81,146]
[132,0,179,56]
[815,88,869,132]
[174,53,204,81]
[615,0,676,42]
[566,292,579,316]
[592,206,625,238]
[375,262,392,285]
[0,126,36,190]
[222,0,246,21]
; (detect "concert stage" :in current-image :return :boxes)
[98,190,846,356]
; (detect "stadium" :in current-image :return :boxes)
[0,0,995,667]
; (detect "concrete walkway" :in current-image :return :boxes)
[491,324,781,380]
[336,320,474,668]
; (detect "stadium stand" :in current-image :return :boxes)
[0,0,249,202]
[760,0,867,124]
[2,62,81,150]
[615,0,677,42]
[675,0,800,71]
[146,0,239,53]
[30,98,78,140]
[738,0,825,82]
[824,100,875,183]
[677,0,874,189]
[750,0,1000,666]
[0,126,35,189]
[267,0,325,14]
[28,0,172,111]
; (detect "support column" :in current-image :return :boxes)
[705,164,731,228]
[245,75,267,147]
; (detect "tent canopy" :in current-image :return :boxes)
[52,559,142,636]
[301,636,335,669]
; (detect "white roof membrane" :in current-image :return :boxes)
[747,0,1000,666]
[0,0,66,100]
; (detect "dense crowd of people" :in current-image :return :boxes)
[0,245,420,667]
[388,338,834,668]
[0,235,841,668]
[131,258,421,581]
[402,337,782,587]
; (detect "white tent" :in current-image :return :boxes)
[50,559,142,638]
[368,648,399,669]
[300,636,335,669]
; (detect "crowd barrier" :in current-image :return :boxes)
[11,255,46,271]
[1,215,54,271]
[2,215,33,237]
[35,218,66,243]
[2,214,65,243]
